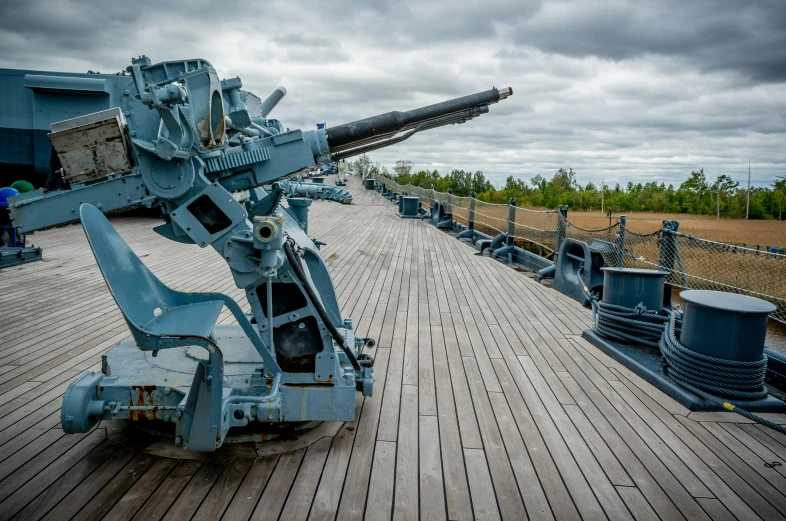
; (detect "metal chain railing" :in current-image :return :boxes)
[561,215,624,267]
[632,223,786,324]
[512,207,561,254]
[370,174,786,325]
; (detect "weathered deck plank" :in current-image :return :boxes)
[1,175,784,520]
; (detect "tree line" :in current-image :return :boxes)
[354,156,785,220]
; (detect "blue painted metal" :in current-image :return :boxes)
[582,270,785,412]
[602,268,668,310]
[680,290,775,362]
[583,329,786,412]
[5,56,510,451]
[491,198,517,262]
[0,69,132,186]
[476,232,506,255]
[1,186,42,268]
[544,238,605,306]
[397,196,420,219]
[1,187,22,247]
[428,201,453,229]
[286,197,312,234]
[457,192,476,240]
[278,178,353,204]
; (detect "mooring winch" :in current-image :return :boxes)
[582,266,786,434]
[7,56,512,451]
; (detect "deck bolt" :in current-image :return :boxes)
[175,436,182,444]
[176,410,182,418]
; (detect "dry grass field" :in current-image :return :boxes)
[383,179,784,247]
[564,211,786,248]
[446,201,785,249]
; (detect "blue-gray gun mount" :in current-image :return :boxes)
[7,56,512,451]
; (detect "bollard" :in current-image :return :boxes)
[680,290,775,362]
[602,268,668,311]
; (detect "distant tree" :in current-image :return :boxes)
[394,160,413,178]
[355,158,782,220]
[471,171,493,194]
[530,174,546,191]
[774,179,786,220]
[712,174,739,218]
[354,155,372,175]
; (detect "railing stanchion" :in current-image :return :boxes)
[658,220,682,284]
[469,192,475,237]
[507,198,516,245]
[556,205,567,253]
[457,191,476,241]
[619,215,627,267]
[506,198,517,263]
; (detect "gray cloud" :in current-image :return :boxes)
[0,0,784,188]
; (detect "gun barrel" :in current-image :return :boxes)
[260,87,287,118]
[325,87,511,155]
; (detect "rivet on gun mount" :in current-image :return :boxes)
[8,56,511,451]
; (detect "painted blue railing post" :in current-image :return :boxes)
[507,198,516,246]
[619,215,627,267]
[658,219,685,286]
[458,191,476,240]
[555,205,568,253]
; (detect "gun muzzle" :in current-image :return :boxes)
[326,87,512,160]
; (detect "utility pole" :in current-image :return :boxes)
[746,160,751,220]
[601,177,605,214]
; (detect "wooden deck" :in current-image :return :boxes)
[2,175,786,521]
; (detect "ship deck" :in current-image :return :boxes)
[1,175,786,521]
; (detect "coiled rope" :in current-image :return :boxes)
[592,301,674,349]
[588,289,786,435]
[659,310,785,435]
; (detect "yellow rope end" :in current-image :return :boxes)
[723,402,735,412]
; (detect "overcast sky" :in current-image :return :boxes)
[1,0,785,188]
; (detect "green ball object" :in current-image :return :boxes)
[10,180,35,193]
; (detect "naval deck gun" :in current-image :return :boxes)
[7,55,511,451]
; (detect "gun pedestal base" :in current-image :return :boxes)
[72,324,360,448]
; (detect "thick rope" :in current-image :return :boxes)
[589,288,785,435]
